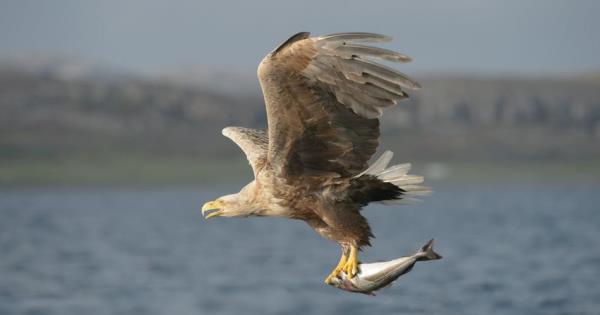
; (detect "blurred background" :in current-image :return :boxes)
[1,1,599,314]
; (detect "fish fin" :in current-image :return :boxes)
[416,239,442,261]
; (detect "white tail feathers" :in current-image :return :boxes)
[355,150,393,178]
[377,163,411,180]
[358,150,432,204]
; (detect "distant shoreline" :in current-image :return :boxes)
[1,155,598,187]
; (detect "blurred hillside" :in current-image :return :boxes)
[2,57,599,165]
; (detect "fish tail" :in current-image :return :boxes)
[416,239,442,261]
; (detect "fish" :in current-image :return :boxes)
[327,239,442,295]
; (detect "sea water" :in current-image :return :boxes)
[1,183,599,315]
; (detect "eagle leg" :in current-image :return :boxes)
[342,245,358,279]
[323,250,348,284]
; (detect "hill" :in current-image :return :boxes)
[1,60,599,163]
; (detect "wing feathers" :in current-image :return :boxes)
[317,32,392,43]
[272,31,311,54]
[258,32,419,179]
[334,44,412,63]
[222,127,268,176]
[304,33,419,122]
[361,73,409,97]
[345,58,421,90]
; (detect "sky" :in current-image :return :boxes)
[1,0,599,75]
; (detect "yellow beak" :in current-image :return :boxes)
[201,200,224,219]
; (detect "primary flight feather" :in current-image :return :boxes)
[202,32,429,284]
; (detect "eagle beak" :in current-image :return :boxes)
[201,200,224,220]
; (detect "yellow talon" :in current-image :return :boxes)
[343,246,358,279]
[324,246,359,284]
[324,253,347,284]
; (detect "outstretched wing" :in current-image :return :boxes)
[257,32,419,181]
[222,127,268,176]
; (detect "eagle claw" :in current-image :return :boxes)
[324,245,358,284]
[324,257,347,284]
[344,256,358,278]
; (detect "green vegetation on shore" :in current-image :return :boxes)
[0,155,252,187]
[1,155,598,187]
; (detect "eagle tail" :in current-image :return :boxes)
[353,150,431,205]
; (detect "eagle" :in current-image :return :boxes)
[201,32,429,284]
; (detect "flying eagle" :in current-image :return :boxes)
[202,32,429,284]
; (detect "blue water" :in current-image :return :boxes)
[1,183,599,315]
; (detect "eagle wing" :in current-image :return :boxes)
[222,127,268,176]
[258,32,419,180]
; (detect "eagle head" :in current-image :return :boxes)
[201,193,250,219]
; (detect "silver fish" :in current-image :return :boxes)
[328,239,442,295]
